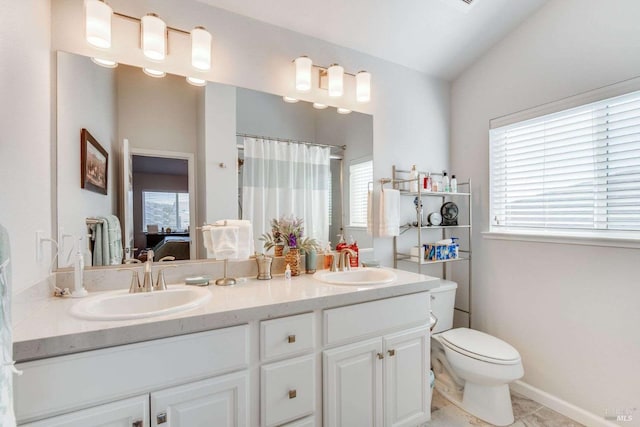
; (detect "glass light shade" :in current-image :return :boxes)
[283,96,299,103]
[337,107,352,114]
[356,71,371,103]
[328,64,344,97]
[295,56,312,92]
[142,14,166,61]
[186,76,207,86]
[191,27,212,71]
[143,68,166,78]
[313,103,328,109]
[85,0,112,48]
[91,57,118,68]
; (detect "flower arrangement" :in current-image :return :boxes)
[260,215,320,252]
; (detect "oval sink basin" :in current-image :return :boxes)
[312,268,397,286]
[70,286,212,321]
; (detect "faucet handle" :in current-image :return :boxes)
[118,268,141,293]
[154,265,176,291]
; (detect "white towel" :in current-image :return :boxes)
[202,225,215,258]
[367,189,373,236]
[210,226,239,259]
[215,220,254,260]
[378,189,400,237]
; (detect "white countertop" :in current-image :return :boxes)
[13,268,442,362]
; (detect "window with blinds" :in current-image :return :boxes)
[490,90,640,236]
[349,159,373,227]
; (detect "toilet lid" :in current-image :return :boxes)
[439,328,521,364]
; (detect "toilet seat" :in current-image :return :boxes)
[439,328,521,365]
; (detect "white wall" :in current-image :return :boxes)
[451,0,640,421]
[57,52,117,265]
[51,0,450,267]
[117,64,199,154]
[0,0,51,294]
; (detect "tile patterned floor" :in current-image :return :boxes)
[421,389,585,427]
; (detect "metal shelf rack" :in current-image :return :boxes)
[390,165,473,327]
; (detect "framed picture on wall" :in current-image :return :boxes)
[80,128,108,195]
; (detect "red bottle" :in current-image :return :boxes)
[348,235,359,268]
[336,234,347,252]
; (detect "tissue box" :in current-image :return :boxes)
[426,243,458,261]
[410,245,427,263]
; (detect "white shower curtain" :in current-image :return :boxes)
[242,137,330,245]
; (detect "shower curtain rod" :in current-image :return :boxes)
[236,133,346,151]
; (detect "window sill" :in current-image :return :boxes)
[482,230,640,249]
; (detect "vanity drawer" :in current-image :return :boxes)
[15,325,249,423]
[323,292,430,346]
[260,312,315,361]
[261,355,315,427]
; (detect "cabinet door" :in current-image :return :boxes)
[150,371,248,427]
[20,395,148,427]
[383,326,430,427]
[323,338,383,427]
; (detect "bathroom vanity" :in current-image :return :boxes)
[13,269,440,427]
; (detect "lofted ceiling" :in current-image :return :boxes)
[195,0,548,80]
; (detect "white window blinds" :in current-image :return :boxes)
[490,90,640,235]
[349,159,373,227]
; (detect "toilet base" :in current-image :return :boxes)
[462,382,514,426]
[434,373,515,426]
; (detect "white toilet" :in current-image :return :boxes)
[430,281,524,426]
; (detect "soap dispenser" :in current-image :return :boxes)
[72,236,89,298]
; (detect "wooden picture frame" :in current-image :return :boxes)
[80,128,108,195]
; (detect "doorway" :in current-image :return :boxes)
[130,149,195,260]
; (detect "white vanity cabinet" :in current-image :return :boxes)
[322,293,431,427]
[15,325,250,426]
[259,312,317,427]
[20,395,149,427]
[15,286,434,427]
[150,371,249,426]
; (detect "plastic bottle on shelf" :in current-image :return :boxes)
[442,171,450,192]
[409,165,419,193]
[424,173,432,191]
[285,264,292,280]
[432,177,440,192]
[451,175,458,193]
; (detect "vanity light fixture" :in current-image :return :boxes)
[186,76,207,86]
[294,56,313,92]
[91,57,118,68]
[327,64,344,97]
[283,96,299,103]
[337,107,352,115]
[313,103,328,109]
[83,4,213,78]
[143,68,166,78]
[191,26,212,71]
[293,56,370,102]
[356,71,371,103]
[141,13,167,61]
[84,0,113,49]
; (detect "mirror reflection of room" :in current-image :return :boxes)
[56,52,373,268]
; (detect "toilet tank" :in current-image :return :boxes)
[430,280,458,334]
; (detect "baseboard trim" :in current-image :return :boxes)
[510,381,620,427]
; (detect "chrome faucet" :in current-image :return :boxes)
[337,248,356,272]
[119,250,173,293]
[142,250,155,292]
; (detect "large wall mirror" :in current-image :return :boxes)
[56,51,373,268]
